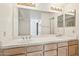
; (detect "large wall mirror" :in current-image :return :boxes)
[18,6,76,37]
[65,9,76,27]
[57,9,76,27]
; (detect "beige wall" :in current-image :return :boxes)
[0,4,14,41]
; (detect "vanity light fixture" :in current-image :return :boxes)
[69,10,75,13]
[50,6,63,12]
[17,3,36,7]
[65,9,75,13]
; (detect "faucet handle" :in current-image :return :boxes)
[29,36,31,39]
[72,30,75,33]
[21,36,24,40]
[23,37,24,40]
[27,35,31,39]
[25,36,28,39]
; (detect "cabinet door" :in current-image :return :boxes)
[0,50,3,56]
[27,45,43,53]
[3,47,26,56]
[44,50,57,56]
[58,47,68,56]
[69,45,78,56]
[44,43,57,51]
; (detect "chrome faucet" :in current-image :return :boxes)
[27,36,31,40]
[21,36,31,40]
[22,36,25,40]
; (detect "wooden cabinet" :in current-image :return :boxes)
[44,43,57,51]
[3,47,26,56]
[68,40,78,56]
[27,45,43,53]
[44,50,57,56]
[58,47,68,56]
[69,45,78,56]
[58,42,68,56]
[44,43,57,56]
[0,40,78,56]
[68,40,78,46]
[0,49,3,56]
[58,42,68,47]
[27,51,43,56]
[27,45,43,56]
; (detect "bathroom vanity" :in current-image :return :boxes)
[0,36,78,56]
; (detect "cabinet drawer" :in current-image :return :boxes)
[0,50,3,56]
[27,45,43,53]
[3,47,26,56]
[44,43,57,51]
[68,40,78,46]
[58,42,68,47]
[27,51,43,56]
[44,50,57,56]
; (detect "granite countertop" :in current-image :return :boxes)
[0,35,77,49]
